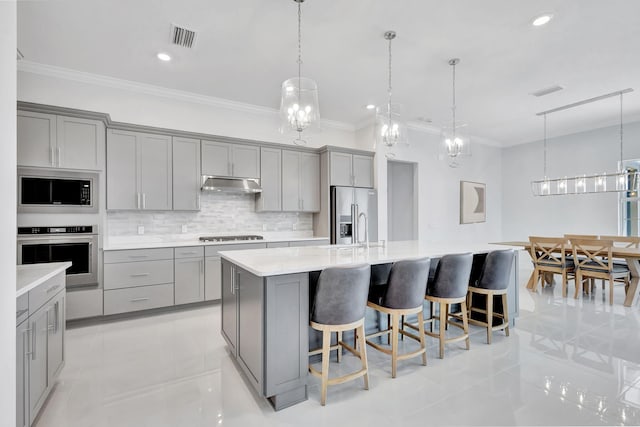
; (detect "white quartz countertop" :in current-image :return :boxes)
[103,236,329,251]
[219,241,507,277]
[17,262,71,297]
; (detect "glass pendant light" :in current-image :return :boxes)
[375,31,408,151]
[279,0,320,145]
[442,58,471,168]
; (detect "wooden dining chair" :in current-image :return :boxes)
[571,238,630,305]
[529,236,575,297]
[597,235,639,287]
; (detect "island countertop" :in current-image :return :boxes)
[17,262,72,297]
[219,241,504,277]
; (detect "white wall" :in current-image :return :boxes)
[356,125,503,244]
[501,121,640,240]
[0,2,17,425]
[17,68,356,149]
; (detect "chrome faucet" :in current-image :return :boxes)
[358,212,369,248]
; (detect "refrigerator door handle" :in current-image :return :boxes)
[352,203,358,244]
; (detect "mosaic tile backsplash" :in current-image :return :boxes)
[107,192,313,237]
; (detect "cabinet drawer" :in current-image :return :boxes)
[104,260,174,290]
[104,283,174,315]
[266,242,289,248]
[104,248,174,263]
[174,246,205,259]
[28,272,64,314]
[205,242,266,257]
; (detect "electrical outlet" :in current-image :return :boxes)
[137,225,144,235]
[181,224,188,233]
[262,224,267,232]
[292,223,297,231]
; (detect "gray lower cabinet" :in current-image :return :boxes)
[221,259,309,410]
[204,256,222,301]
[17,277,66,427]
[175,256,205,305]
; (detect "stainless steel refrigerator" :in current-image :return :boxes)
[330,186,378,244]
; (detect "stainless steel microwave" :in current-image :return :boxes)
[18,168,98,213]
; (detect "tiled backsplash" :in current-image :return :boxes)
[107,192,313,237]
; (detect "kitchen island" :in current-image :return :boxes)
[218,241,520,410]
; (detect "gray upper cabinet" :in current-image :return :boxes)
[173,137,201,211]
[107,129,172,210]
[201,140,259,179]
[256,147,281,212]
[329,151,374,188]
[282,150,320,212]
[17,111,104,170]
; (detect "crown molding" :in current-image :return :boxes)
[18,60,355,132]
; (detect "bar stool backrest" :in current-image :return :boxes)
[477,250,515,290]
[311,264,371,325]
[599,235,640,248]
[427,253,473,299]
[383,258,430,309]
[571,238,614,273]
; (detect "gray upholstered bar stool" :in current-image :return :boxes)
[309,264,371,406]
[365,258,430,378]
[467,250,515,344]
[409,253,473,359]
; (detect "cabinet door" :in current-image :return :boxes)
[299,152,320,212]
[201,141,231,176]
[281,150,301,211]
[256,148,281,212]
[29,306,49,424]
[352,154,374,188]
[329,151,353,186]
[173,137,201,211]
[16,321,29,427]
[47,293,65,383]
[107,129,138,210]
[139,133,173,210]
[237,268,263,393]
[232,144,260,178]
[175,257,205,305]
[221,260,237,357]
[205,256,222,301]
[57,116,104,170]
[17,111,57,168]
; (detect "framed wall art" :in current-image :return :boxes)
[460,181,486,224]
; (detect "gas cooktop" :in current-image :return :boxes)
[198,235,264,242]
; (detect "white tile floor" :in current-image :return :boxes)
[34,266,640,426]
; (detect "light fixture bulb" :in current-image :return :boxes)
[532,14,553,27]
[157,52,171,61]
[365,104,376,110]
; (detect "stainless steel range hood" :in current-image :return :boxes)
[201,176,262,193]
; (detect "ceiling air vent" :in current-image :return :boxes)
[530,85,564,97]
[170,24,197,48]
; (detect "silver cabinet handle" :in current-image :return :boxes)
[200,259,204,274]
[228,162,232,176]
[24,327,32,358]
[130,273,150,277]
[54,300,60,332]
[196,194,201,210]
[130,297,150,302]
[232,163,235,176]
[57,147,61,167]
[142,193,146,209]
[230,266,234,295]
[129,255,148,259]
[50,147,55,166]
[181,251,198,255]
[136,193,140,209]
[46,284,61,293]
[31,320,37,360]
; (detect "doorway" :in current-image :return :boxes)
[387,160,418,241]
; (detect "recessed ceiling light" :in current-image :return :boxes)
[532,14,553,27]
[157,52,172,61]
[365,104,376,110]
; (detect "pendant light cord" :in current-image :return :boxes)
[543,113,547,178]
[452,61,456,139]
[620,93,624,170]
[296,1,302,139]
[387,35,393,130]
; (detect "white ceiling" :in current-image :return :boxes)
[16,0,640,146]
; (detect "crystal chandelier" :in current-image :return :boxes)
[279,0,320,145]
[442,58,471,167]
[531,89,639,196]
[375,31,407,150]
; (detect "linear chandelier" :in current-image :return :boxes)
[531,88,639,196]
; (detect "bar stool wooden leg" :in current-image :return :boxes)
[416,310,427,366]
[337,331,342,363]
[439,302,446,359]
[501,293,510,337]
[429,301,434,333]
[609,276,614,305]
[486,293,494,345]
[320,329,331,406]
[461,301,470,350]
[357,325,369,390]
[391,313,399,378]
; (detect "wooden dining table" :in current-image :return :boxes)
[493,241,640,307]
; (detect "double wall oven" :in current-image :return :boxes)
[17,226,99,288]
